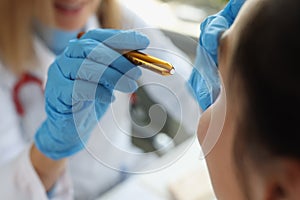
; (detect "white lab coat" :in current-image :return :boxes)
[0,5,199,200]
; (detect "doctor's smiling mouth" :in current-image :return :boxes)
[54,0,89,16]
[52,0,100,30]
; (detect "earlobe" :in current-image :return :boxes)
[264,159,300,200]
[264,182,285,200]
[280,160,300,200]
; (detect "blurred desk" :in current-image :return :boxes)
[98,137,216,200]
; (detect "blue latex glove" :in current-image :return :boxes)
[188,0,245,111]
[200,0,245,64]
[35,29,150,160]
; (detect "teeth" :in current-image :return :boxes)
[57,3,82,10]
[63,4,80,10]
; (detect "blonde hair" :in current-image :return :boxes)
[98,0,121,29]
[0,0,35,75]
[0,0,121,75]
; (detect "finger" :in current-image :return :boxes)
[227,0,245,18]
[86,43,142,80]
[46,62,74,111]
[80,29,150,50]
[97,66,139,93]
[110,56,142,80]
[56,56,140,92]
[73,80,115,103]
[200,16,229,59]
[62,42,142,80]
[188,68,213,111]
[65,38,100,59]
[199,0,245,64]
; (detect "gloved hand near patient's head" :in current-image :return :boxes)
[200,0,245,64]
[189,0,245,111]
[35,29,149,160]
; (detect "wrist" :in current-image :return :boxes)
[30,143,67,191]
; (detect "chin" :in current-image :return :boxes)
[54,14,88,31]
[56,21,86,31]
[53,10,91,31]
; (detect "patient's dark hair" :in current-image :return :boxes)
[231,0,300,172]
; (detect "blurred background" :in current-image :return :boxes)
[119,0,225,37]
[122,0,226,155]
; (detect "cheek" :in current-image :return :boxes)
[197,87,226,148]
[90,0,101,13]
[197,107,212,145]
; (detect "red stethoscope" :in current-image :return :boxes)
[13,73,43,116]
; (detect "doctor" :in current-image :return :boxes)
[0,0,198,199]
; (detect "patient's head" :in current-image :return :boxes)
[220,0,300,198]
[218,0,300,199]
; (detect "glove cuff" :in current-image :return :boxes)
[34,121,87,160]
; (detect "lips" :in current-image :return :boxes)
[54,1,86,15]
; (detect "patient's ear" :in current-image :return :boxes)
[263,159,300,200]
